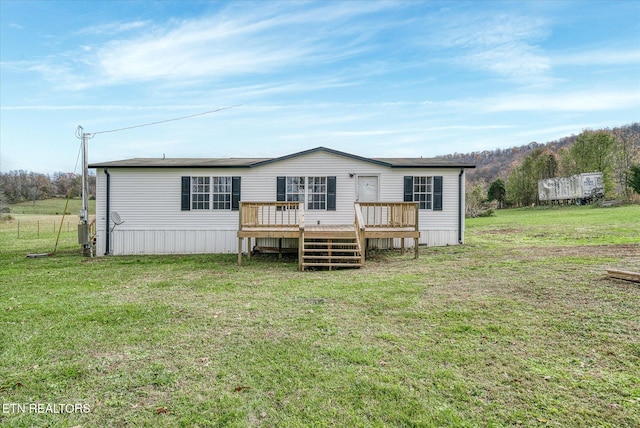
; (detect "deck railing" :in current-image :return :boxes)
[356,202,420,259]
[356,202,419,229]
[239,201,304,229]
[354,203,366,265]
[238,201,419,266]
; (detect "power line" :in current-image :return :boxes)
[87,104,241,136]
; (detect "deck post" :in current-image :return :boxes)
[247,237,252,260]
[238,202,244,265]
[414,203,419,259]
[298,229,304,271]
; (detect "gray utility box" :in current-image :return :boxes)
[78,223,89,245]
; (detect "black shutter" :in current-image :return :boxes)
[327,176,336,211]
[231,176,241,211]
[181,176,191,211]
[433,176,443,211]
[403,176,414,202]
[276,176,286,201]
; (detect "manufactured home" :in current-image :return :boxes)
[90,147,475,269]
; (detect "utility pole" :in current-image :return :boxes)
[71,105,237,257]
[76,126,93,256]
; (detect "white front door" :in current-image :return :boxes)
[357,175,379,202]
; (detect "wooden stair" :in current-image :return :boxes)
[300,228,363,270]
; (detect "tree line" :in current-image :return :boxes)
[2,124,638,214]
[463,123,640,212]
[0,170,96,206]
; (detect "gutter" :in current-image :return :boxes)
[458,168,464,244]
[104,168,110,255]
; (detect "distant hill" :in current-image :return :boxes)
[438,123,640,184]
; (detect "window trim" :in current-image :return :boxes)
[404,175,443,211]
[306,176,327,210]
[277,176,336,211]
[181,176,240,211]
[413,176,432,210]
[211,176,232,210]
[191,176,211,210]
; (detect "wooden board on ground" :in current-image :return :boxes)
[26,253,53,258]
[606,269,640,283]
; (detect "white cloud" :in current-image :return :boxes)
[553,48,640,66]
[431,11,552,83]
[0,104,214,111]
[6,3,560,93]
[79,2,397,87]
[464,43,550,82]
[484,90,640,112]
[438,13,549,48]
[76,20,151,36]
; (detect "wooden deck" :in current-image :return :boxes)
[306,224,356,237]
[237,201,420,270]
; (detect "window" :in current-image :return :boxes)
[191,176,210,210]
[404,175,442,211]
[413,176,432,209]
[278,176,336,211]
[212,177,232,210]
[182,176,240,211]
[286,177,306,202]
[308,177,327,210]
[285,176,325,209]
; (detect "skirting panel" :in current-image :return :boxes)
[110,229,242,255]
[105,228,461,256]
[367,229,459,248]
[420,229,460,246]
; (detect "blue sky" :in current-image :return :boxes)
[1,0,639,173]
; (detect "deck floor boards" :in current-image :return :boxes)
[238,224,419,240]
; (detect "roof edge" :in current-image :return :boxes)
[385,164,477,169]
[89,147,477,169]
[248,146,393,168]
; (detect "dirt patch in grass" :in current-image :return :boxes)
[474,227,525,235]
[516,244,640,258]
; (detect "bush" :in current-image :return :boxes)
[476,208,495,217]
[466,207,494,218]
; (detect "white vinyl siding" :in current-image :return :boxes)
[94,150,467,255]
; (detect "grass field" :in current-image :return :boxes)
[1,203,639,427]
[4,198,96,216]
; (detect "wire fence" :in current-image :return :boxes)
[0,214,98,255]
[0,219,76,239]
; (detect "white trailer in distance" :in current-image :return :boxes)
[538,172,604,205]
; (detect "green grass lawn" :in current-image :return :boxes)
[5,198,96,216]
[1,204,639,427]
